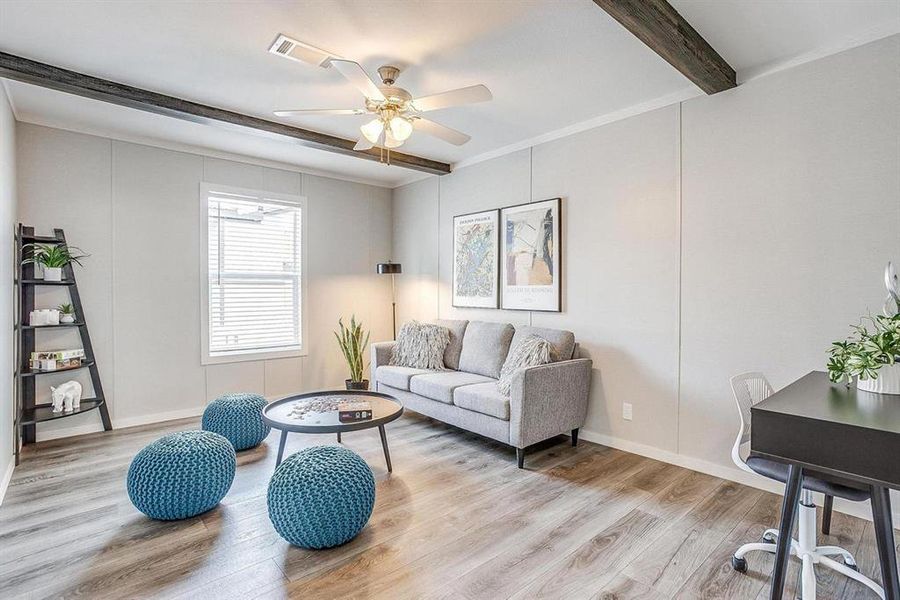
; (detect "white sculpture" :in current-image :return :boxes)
[51,381,83,413]
[885,261,900,316]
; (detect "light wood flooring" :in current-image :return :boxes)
[1,412,897,599]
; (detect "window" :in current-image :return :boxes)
[200,184,307,364]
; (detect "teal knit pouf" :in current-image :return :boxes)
[267,446,375,549]
[127,430,235,520]
[202,392,270,451]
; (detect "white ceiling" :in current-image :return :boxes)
[1,0,898,187]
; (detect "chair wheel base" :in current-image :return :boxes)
[731,555,748,573]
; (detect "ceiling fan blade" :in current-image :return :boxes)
[353,137,376,151]
[328,59,386,102]
[274,109,366,117]
[411,84,492,112]
[413,118,471,146]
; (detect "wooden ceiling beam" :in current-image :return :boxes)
[0,51,451,175]
[592,0,736,94]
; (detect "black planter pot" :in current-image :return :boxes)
[345,379,369,391]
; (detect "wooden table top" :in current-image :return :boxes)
[262,389,403,434]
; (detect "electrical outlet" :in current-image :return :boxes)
[623,402,633,421]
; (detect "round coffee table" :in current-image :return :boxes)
[262,390,403,472]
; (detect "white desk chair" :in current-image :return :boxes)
[730,372,884,599]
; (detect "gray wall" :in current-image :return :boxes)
[391,36,900,508]
[16,124,393,439]
[0,87,16,496]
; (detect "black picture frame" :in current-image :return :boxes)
[500,198,562,312]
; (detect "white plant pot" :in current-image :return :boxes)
[42,267,62,282]
[857,362,900,396]
[60,314,75,324]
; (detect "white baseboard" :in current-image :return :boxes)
[0,457,14,507]
[578,428,900,530]
[36,406,205,442]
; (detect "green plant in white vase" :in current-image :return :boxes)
[58,303,76,324]
[828,313,900,395]
[22,243,88,282]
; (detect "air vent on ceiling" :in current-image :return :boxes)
[268,34,333,68]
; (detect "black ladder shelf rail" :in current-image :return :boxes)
[15,225,112,465]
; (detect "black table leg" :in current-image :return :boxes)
[872,485,900,600]
[770,464,803,600]
[337,431,342,443]
[275,430,288,467]
[378,424,392,473]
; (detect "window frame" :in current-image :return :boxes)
[199,182,309,365]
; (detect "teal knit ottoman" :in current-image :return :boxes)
[202,392,270,451]
[267,446,375,549]
[127,430,235,520]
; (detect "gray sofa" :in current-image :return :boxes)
[371,319,592,467]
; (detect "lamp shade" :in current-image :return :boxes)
[376,262,402,275]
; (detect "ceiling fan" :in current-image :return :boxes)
[268,34,492,152]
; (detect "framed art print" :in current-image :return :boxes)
[452,209,500,308]
[500,198,561,311]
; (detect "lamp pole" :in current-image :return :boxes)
[376,261,402,340]
[390,272,397,340]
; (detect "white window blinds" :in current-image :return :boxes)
[203,187,305,360]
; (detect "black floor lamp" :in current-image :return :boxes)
[376,261,402,339]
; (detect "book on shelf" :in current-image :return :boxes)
[30,349,85,371]
[338,401,373,423]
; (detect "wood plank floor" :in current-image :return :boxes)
[1,412,896,599]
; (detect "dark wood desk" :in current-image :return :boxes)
[751,371,900,600]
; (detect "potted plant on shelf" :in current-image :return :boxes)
[334,315,370,391]
[58,303,76,324]
[828,313,900,395]
[22,243,88,282]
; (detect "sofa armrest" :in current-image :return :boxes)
[509,358,593,448]
[370,341,396,373]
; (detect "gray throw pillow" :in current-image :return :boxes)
[434,319,468,370]
[390,321,450,370]
[497,335,555,396]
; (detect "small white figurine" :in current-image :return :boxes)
[50,381,83,413]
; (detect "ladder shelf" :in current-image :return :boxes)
[14,225,112,465]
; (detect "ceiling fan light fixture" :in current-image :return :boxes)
[384,129,404,149]
[389,116,413,142]
[360,118,384,144]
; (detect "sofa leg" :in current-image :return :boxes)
[571,428,579,447]
[516,448,525,469]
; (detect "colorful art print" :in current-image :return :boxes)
[452,209,499,308]
[500,198,561,312]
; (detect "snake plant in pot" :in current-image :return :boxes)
[22,243,88,282]
[335,316,370,390]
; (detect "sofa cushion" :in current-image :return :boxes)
[409,371,495,404]
[390,321,450,370]
[497,335,554,396]
[510,326,576,361]
[434,319,468,370]
[453,383,511,421]
[457,321,515,379]
[375,366,434,391]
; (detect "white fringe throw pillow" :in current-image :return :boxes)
[497,335,555,396]
[390,321,450,370]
